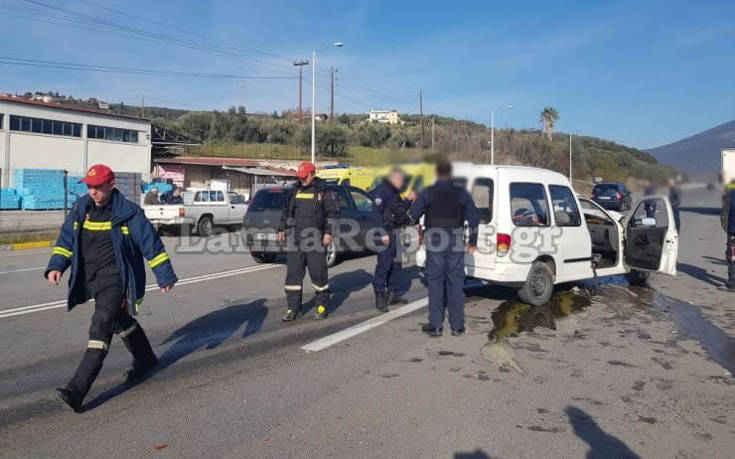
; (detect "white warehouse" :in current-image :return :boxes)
[0,95,152,188]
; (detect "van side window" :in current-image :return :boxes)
[549,185,581,227]
[509,183,550,227]
[471,178,493,224]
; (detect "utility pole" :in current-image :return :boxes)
[431,115,435,151]
[140,96,145,119]
[293,60,308,122]
[419,89,424,148]
[330,66,335,120]
[490,110,495,165]
[569,132,573,182]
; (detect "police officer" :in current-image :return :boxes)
[409,160,479,336]
[719,182,735,292]
[46,164,178,412]
[277,161,340,321]
[371,167,412,312]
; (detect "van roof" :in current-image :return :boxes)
[452,164,571,184]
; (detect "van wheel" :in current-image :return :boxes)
[626,269,650,286]
[197,216,214,237]
[252,252,276,263]
[518,261,554,306]
[325,239,338,267]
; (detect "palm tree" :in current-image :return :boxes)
[540,107,559,142]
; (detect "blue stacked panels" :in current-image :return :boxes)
[12,169,71,210]
[0,188,21,210]
[142,182,173,194]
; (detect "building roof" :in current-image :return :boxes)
[154,156,298,176]
[0,95,149,122]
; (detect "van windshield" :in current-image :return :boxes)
[249,189,289,211]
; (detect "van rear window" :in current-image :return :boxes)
[510,183,550,227]
[249,189,289,211]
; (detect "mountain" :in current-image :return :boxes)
[646,119,735,176]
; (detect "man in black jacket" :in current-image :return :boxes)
[277,161,340,320]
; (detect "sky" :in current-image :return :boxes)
[0,0,733,149]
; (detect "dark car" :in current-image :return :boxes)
[243,184,377,266]
[591,182,632,211]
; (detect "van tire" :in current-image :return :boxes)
[626,269,650,286]
[518,261,554,306]
[197,216,214,237]
[252,252,276,263]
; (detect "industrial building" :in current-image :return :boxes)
[0,95,152,188]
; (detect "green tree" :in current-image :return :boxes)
[540,106,559,142]
[177,112,214,141]
[317,123,349,157]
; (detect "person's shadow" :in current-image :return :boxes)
[565,406,640,458]
[702,255,727,266]
[81,298,268,412]
[677,262,726,287]
[301,269,373,316]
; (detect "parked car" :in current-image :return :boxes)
[144,188,248,236]
[243,184,377,266]
[415,164,679,306]
[591,182,632,211]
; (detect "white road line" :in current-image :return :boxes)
[0,263,280,319]
[300,298,429,352]
[0,266,45,274]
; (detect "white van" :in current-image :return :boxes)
[415,164,679,305]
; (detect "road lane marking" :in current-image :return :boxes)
[300,298,429,352]
[0,263,280,319]
[0,266,45,275]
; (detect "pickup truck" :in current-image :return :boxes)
[144,189,248,236]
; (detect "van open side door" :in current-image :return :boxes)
[623,196,678,275]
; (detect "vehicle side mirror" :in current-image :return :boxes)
[641,217,656,227]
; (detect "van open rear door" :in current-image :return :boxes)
[623,196,678,275]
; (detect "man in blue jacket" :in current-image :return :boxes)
[370,167,411,312]
[45,164,178,412]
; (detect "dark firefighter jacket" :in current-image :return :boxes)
[278,178,340,236]
[45,188,178,315]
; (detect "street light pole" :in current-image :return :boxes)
[569,132,573,182]
[489,105,514,165]
[311,49,316,164]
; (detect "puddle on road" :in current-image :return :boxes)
[488,290,592,344]
[612,286,735,377]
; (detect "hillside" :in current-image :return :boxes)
[646,119,735,176]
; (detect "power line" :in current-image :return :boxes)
[0,56,295,79]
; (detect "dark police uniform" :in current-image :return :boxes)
[279,177,340,318]
[720,188,735,290]
[409,179,479,333]
[46,188,177,411]
[370,179,411,311]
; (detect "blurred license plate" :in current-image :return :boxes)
[598,196,611,200]
[256,233,277,241]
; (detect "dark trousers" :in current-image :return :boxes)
[424,230,466,330]
[727,233,735,288]
[673,207,681,233]
[373,232,402,294]
[67,273,156,399]
[285,243,329,311]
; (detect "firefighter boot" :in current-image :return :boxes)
[56,347,107,412]
[375,291,389,313]
[121,326,158,384]
[283,290,302,321]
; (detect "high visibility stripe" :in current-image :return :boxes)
[83,221,112,231]
[52,246,73,258]
[296,193,314,199]
[73,221,79,230]
[134,297,144,314]
[313,284,329,292]
[121,226,130,235]
[284,285,302,291]
[87,339,109,351]
[148,252,170,268]
[116,323,138,338]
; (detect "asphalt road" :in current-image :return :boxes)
[1,186,733,458]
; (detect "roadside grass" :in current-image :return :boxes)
[185,142,426,166]
[0,231,58,246]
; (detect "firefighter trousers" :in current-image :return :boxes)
[284,244,329,311]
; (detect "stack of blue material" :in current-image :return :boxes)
[142,182,174,194]
[0,188,21,210]
[12,169,76,210]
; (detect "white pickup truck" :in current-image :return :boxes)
[144,189,248,236]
